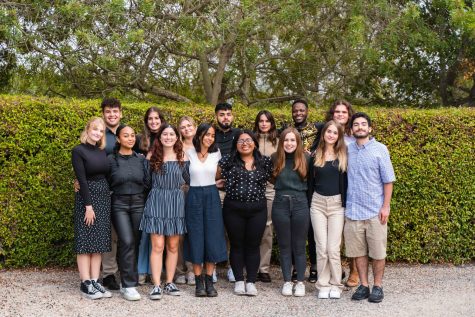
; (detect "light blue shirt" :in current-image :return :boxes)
[346,138,396,220]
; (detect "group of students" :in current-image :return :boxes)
[72,98,395,304]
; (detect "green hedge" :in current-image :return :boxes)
[0,95,474,267]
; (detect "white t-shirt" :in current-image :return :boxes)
[187,148,221,186]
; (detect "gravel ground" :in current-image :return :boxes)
[1,263,474,317]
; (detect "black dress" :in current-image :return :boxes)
[72,143,111,254]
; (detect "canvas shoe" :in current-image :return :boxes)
[294,282,305,297]
[281,282,293,296]
[120,287,141,301]
[91,280,112,298]
[80,280,103,300]
[149,285,163,300]
[164,282,181,296]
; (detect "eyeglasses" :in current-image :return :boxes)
[237,138,253,145]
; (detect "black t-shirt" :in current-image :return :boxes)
[314,159,340,196]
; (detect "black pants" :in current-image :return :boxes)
[272,193,310,282]
[223,198,267,283]
[111,194,144,287]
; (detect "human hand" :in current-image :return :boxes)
[73,179,80,192]
[215,179,225,189]
[84,205,95,226]
[379,205,390,225]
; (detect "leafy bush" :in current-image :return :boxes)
[0,95,473,267]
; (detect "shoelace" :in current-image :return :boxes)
[91,281,106,293]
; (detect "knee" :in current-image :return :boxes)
[166,242,179,254]
[151,241,164,254]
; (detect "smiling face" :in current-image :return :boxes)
[160,127,178,148]
[333,104,349,126]
[200,127,215,150]
[117,126,136,150]
[283,132,298,154]
[86,121,105,145]
[352,117,372,140]
[179,119,196,139]
[324,124,339,146]
[236,133,255,156]
[102,106,122,129]
[258,114,271,133]
[147,111,162,133]
[292,102,308,125]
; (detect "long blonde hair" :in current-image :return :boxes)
[273,128,307,180]
[80,117,106,149]
[314,120,347,172]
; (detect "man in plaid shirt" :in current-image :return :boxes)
[344,112,395,303]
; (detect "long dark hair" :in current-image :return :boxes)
[140,106,167,152]
[253,110,278,146]
[325,99,354,136]
[150,124,184,173]
[112,125,135,167]
[229,129,266,172]
[193,123,218,154]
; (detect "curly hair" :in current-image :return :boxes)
[150,124,185,174]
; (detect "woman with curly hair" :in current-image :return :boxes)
[140,124,189,300]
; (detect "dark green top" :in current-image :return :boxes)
[273,152,310,196]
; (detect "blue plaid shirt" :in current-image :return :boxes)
[346,138,396,220]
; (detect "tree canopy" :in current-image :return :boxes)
[1,0,474,107]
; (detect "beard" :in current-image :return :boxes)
[353,131,369,139]
[217,121,231,130]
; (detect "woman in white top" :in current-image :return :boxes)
[184,123,227,297]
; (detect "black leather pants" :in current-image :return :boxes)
[111,193,144,288]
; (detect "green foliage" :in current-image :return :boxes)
[0,95,474,267]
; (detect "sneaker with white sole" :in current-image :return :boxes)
[212,269,218,283]
[164,282,181,296]
[91,280,112,298]
[120,287,141,301]
[227,268,236,282]
[294,282,305,297]
[149,285,163,300]
[245,282,257,296]
[318,288,330,299]
[281,281,293,296]
[175,274,186,285]
[329,288,341,299]
[186,272,196,285]
[234,281,246,295]
[80,280,103,300]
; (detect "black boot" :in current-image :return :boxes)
[205,274,218,297]
[195,275,206,297]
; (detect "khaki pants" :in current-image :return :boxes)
[102,226,118,276]
[258,183,275,274]
[310,193,344,292]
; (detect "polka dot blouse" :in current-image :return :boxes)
[219,154,273,202]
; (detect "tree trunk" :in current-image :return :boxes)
[199,52,213,103]
[210,40,236,105]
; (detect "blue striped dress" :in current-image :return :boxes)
[140,161,190,236]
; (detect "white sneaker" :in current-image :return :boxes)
[281,282,293,296]
[212,269,218,283]
[120,287,141,301]
[245,282,257,296]
[175,274,186,285]
[186,272,196,285]
[329,288,341,299]
[227,268,236,282]
[318,288,330,299]
[294,282,305,297]
[234,281,246,295]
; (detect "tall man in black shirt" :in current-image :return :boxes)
[100,98,122,290]
[213,102,240,283]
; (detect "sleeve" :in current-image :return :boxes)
[379,145,396,184]
[72,146,92,206]
[340,170,348,208]
[307,156,315,206]
[106,154,114,185]
[182,161,191,185]
[218,154,230,172]
[263,156,273,181]
[143,158,152,192]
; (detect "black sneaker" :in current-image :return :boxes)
[351,285,370,300]
[368,286,384,303]
[164,282,181,296]
[102,274,120,290]
[150,285,163,300]
[91,280,112,298]
[257,273,272,283]
[80,280,103,300]
[308,270,318,283]
[291,270,298,283]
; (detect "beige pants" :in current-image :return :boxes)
[176,236,193,275]
[310,193,344,292]
[258,183,275,274]
[102,226,118,276]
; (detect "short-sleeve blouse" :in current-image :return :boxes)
[219,154,273,202]
[187,148,221,187]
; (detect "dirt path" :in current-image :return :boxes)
[1,263,474,317]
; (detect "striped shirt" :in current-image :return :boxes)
[346,138,396,220]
